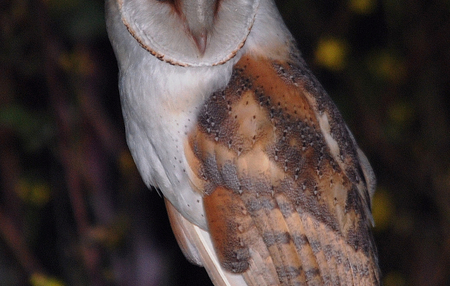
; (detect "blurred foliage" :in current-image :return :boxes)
[30,273,65,286]
[0,0,449,285]
[314,37,349,71]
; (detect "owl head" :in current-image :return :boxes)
[117,0,260,67]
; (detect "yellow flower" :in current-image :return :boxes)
[30,273,65,286]
[315,38,348,71]
[372,187,394,231]
[15,179,51,207]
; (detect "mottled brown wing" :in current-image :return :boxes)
[185,54,380,285]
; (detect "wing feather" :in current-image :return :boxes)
[182,54,380,285]
[166,199,248,286]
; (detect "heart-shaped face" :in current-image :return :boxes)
[118,0,260,67]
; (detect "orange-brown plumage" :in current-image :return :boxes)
[185,54,380,285]
[107,0,379,283]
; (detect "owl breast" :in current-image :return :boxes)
[115,22,240,228]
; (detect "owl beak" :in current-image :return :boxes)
[178,0,216,56]
[193,30,208,55]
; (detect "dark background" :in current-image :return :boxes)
[1,0,449,285]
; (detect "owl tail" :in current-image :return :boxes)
[165,199,248,286]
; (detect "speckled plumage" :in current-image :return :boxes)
[106,0,380,284]
[186,55,380,285]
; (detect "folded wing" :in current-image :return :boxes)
[179,54,380,285]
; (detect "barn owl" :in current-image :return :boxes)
[106,0,380,285]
